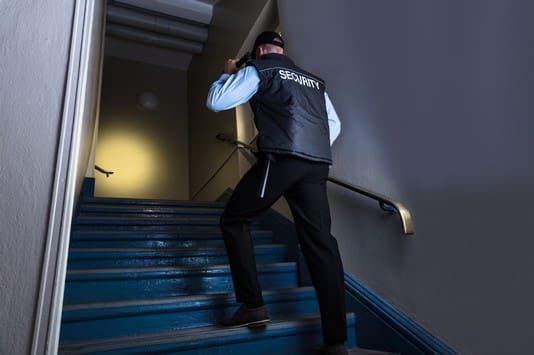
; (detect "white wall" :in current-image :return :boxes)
[278,1,534,354]
[0,1,75,353]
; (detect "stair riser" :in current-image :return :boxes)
[79,205,223,214]
[70,230,272,240]
[78,212,223,219]
[61,295,319,342]
[74,224,261,231]
[59,318,357,354]
[74,224,219,231]
[69,237,272,248]
[73,218,259,230]
[81,198,224,208]
[67,251,289,269]
[64,269,298,304]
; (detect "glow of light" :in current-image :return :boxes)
[94,127,159,198]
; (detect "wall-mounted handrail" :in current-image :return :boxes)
[95,165,114,177]
[216,134,415,235]
[216,133,257,152]
[327,176,414,235]
[191,145,238,200]
[191,134,258,200]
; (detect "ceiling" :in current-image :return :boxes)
[104,0,220,70]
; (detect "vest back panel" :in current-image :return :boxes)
[249,54,332,163]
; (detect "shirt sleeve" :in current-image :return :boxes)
[325,92,341,145]
[206,66,260,112]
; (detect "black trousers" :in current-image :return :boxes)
[220,154,347,344]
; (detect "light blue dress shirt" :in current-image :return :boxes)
[207,66,341,145]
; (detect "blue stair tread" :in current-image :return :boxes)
[349,349,399,355]
[75,215,220,225]
[66,262,296,279]
[70,229,271,239]
[69,231,272,248]
[63,287,317,318]
[67,245,289,269]
[63,263,299,304]
[68,244,286,256]
[79,204,223,215]
[82,197,225,208]
[59,313,356,354]
[60,288,321,342]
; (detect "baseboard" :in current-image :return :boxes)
[344,275,458,355]
[81,177,95,198]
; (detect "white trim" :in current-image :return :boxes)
[31,1,103,353]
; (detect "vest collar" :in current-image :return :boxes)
[259,53,294,64]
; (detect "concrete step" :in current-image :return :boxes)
[60,287,319,342]
[67,244,289,269]
[63,262,298,304]
[59,313,357,354]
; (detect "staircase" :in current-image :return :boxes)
[59,197,364,354]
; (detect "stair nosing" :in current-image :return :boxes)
[59,313,356,353]
[67,262,296,275]
[62,286,316,312]
[68,244,287,253]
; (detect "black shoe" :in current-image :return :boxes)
[316,343,348,355]
[220,304,270,328]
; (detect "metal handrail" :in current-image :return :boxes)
[216,134,415,235]
[95,165,114,177]
[191,135,258,200]
[327,176,414,235]
[216,133,257,152]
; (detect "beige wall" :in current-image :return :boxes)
[188,0,276,201]
[95,57,189,200]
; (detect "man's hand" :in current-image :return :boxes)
[223,59,238,75]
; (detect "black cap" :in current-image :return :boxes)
[251,31,284,59]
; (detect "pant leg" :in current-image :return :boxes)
[220,156,302,307]
[284,162,347,344]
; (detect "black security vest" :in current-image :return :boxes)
[249,54,332,164]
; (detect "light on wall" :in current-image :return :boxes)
[137,91,159,110]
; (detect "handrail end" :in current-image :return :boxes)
[398,207,415,235]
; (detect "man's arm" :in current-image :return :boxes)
[325,92,341,145]
[206,66,260,112]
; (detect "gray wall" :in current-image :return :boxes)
[0,1,75,353]
[188,0,272,200]
[95,57,189,199]
[278,1,534,354]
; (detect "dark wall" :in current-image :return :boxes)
[278,1,534,354]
